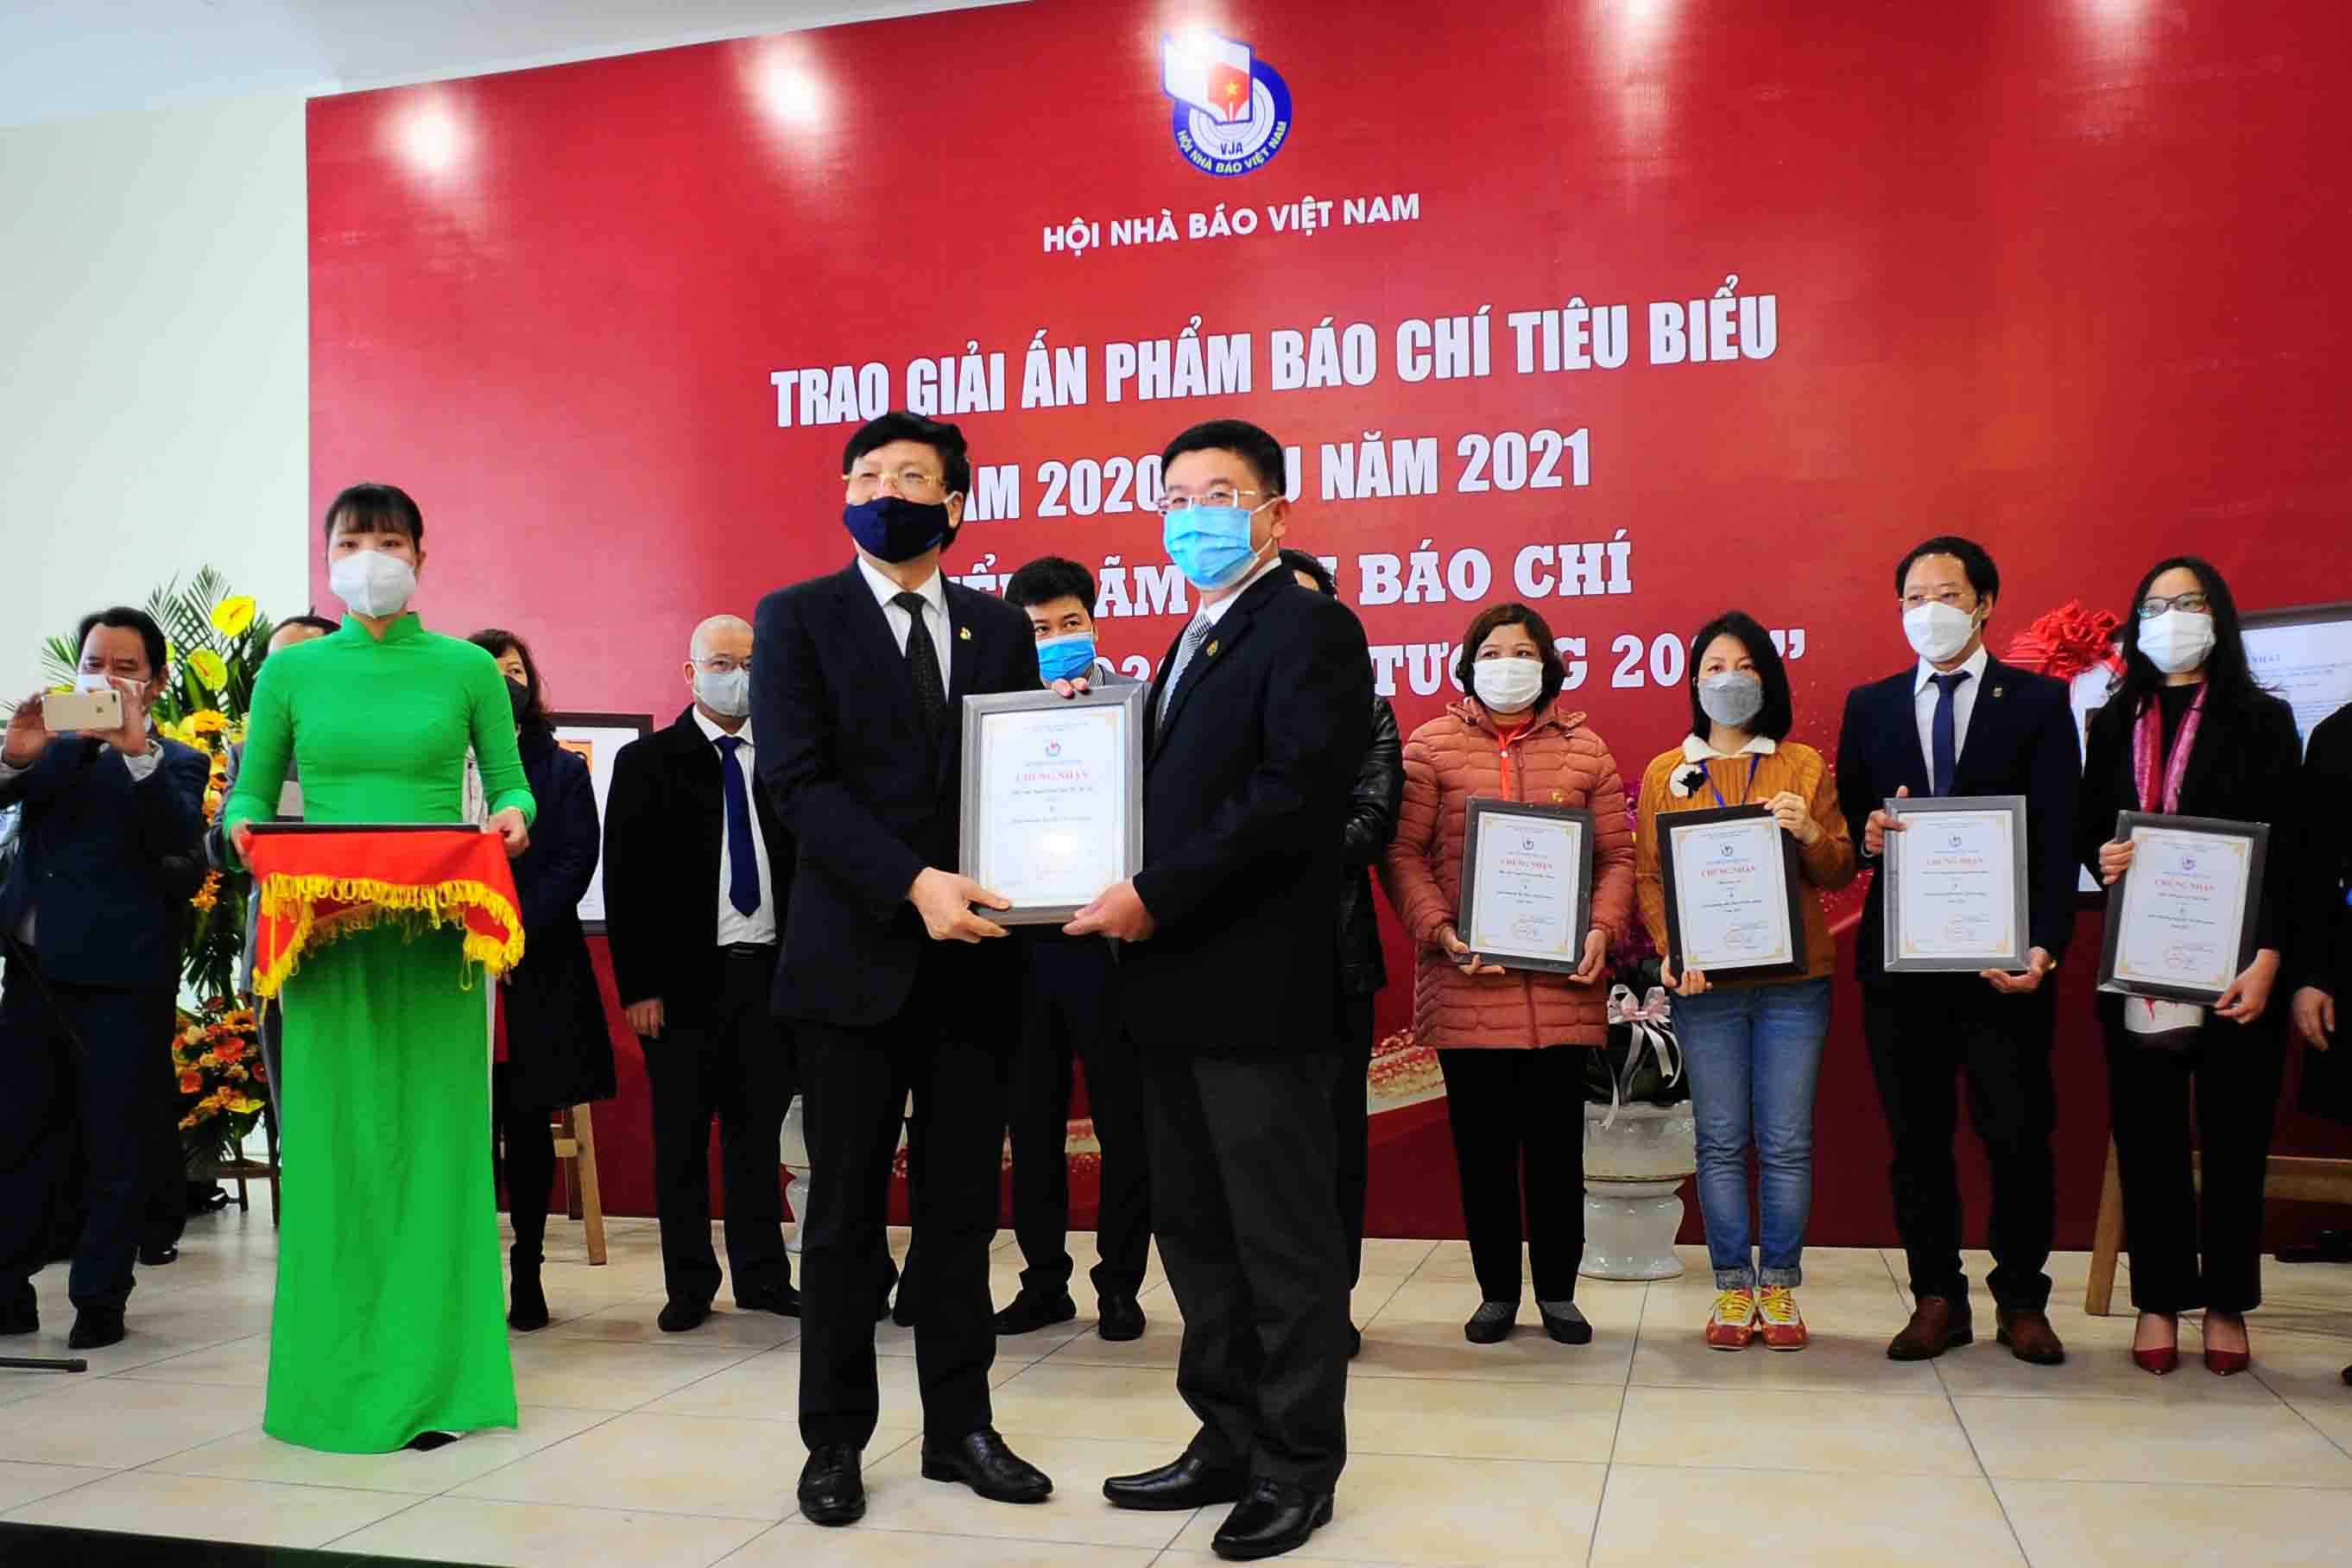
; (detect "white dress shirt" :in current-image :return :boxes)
[1913,642,1990,784]
[692,705,778,946]
[857,554,951,692]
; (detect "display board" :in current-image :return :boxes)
[550,711,652,931]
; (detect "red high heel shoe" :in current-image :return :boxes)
[2132,1313,2178,1376]
[2203,1313,2250,1376]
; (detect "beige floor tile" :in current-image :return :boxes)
[1171,1452,1605,1564]
[1956,1394,2352,1485]
[1996,1476,2352,1566]
[546,1300,804,1349]
[116,1331,274,1386]
[506,1336,762,1411]
[331,1495,771,1567]
[142,1406,612,1493]
[1346,1375,1622,1463]
[1358,1281,1636,1386]
[1,1299,259,1377]
[0,1461,111,1512]
[1640,1279,1913,1338]
[453,1411,915,1519]
[1034,1283,1190,1369]
[1614,1388,1979,1476]
[1628,1317,1944,1394]
[852,1434,1211,1549]
[1356,1238,1441,1278]
[645,1345,1027,1425]
[1934,1331,2286,1403]
[988,1363,1202,1446]
[2,1469,417,1547]
[1591,1464,2022,1565]
[0,1375,264,1468]
[741,1521,1165,1565]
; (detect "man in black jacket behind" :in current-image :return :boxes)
[754,412,1053,1527]
[1072,420,1371,1562]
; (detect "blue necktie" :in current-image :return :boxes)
[714,735,761,918]
[1930,671,1970,797]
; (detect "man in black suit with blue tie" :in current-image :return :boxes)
[753,412,1053,1527]
[1836,537,2080,1368]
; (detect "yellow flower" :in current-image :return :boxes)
[209,596,257,637]
[188,649,229,691]
[188,709,229,736]
[190,869,222,911]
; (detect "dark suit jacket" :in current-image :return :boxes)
[604,705,793,1027]
[1122,568,1372,1052]
[1835,655,2081,987]
[2295,703,2352,1122]
[506,731,616,1109]
[0,734,208,989]
[753,563,1037,1028]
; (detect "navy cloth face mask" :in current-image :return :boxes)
[844,496,953,562]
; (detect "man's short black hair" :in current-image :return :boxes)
[1279,547,1337,597]
[281,614,341,636]
[1003,555,1097,610]
[1160,419,1286,494]
[323,483,424,547]
[842,411,971,496]
[75,606,168,682]
[1685,610,1794,743]
[1894,535,2000,604]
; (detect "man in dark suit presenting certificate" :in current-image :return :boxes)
[1070,419,1371,1562]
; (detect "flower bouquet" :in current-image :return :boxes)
[174,996,269,1168]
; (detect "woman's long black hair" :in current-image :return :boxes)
[2109,556,2262,714]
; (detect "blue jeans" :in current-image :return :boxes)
[1671,977,1833,1290]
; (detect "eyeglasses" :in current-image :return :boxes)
[1156,486,1268,515]
[695,656,751,674]
[2136,591,2210,618]
[846,467,945,496]
[1900,589,1973,611]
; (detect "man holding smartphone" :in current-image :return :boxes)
[0,607,208,1350]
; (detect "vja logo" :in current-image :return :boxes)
[2180,855,2197,872]
[1045,739,1063,757]
[1161,29,1293,177]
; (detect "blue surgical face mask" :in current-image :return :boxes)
[843,495,955,563]
[1035,632,1098,684]
[1163,499,1274,591]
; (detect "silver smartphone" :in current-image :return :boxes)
[42,686,124,733]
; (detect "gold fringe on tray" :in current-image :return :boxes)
[251,873,526,999]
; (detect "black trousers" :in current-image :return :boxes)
[1142,1047,1350,1492]
[640,947,794,1306]
[1008,937,1150,1299]
[0,954,159,1312]
[492,1061,560,1266]
[2104,1015,2288,1314]
[796,971,1010,1450]
[139,986,187,1254]
[1862,979,2058,1313]
[1435,1047,1585,1304]
[1331,989,1377,1288]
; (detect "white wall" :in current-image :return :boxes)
[0,90,310,700]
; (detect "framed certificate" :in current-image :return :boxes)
[2096,812,2269,1005]
[1657,805,1806,980]
[1457,798,1596,973]
[959,686,1146,925]
[552,710,654,933]
[1882,794,2031,972]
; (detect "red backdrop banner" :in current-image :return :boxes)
[308,1,2352,1242]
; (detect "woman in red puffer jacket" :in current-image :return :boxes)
[1381,602,1634,1349]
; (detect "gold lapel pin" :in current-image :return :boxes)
[957,626,971,642]
[1992,686,2003,698]
[1206,639,1220,657]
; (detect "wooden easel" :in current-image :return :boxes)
[2084,1136,2352,1313]
[553,1103,607,1266]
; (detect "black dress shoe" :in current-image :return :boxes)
[657,1298,711,1333]
[798,1443,865,1526]
[1211,1477,1333,1561]
[736,1281,801,1318]
[992,1288,1076,1336]
[1096,1293,1147,1342]
[0,1280,35,1337]
[508,1267,549,1332]
[138,1243,180,1267]
[920,1426,1052,1503]
[1103,1453,1249,1511]
[891,1282,920,1328]
[67,1307,125,1350]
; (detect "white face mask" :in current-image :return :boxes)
[1902,601,1978,664]
[694,666,750,718]
[329,547,418,618]
[2138,609,2216,676]
[1472,657,1545,713]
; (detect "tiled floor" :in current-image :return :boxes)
[4,1204,2350,1565]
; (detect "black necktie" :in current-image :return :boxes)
[895,591,947,727]
[1930,670,1970,797]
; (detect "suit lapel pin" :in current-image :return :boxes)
[1206,640,1220,657]
[957,626,971,642]
[1992,686,2003,698]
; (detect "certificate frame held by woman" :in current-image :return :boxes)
[2096,810,2270,1006]
[1456,797,1596,973]
[1881,794,2032,973]
[1656,803,1809,981]
[959,684,1146,925]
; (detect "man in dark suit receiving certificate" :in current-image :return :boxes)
[752,412,1053,1527]
[1068,419,1371,1562]
[1835,536,2080,1369]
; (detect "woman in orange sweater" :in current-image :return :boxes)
[1381,603,1634,1347]
[1634,611,1856,1351]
